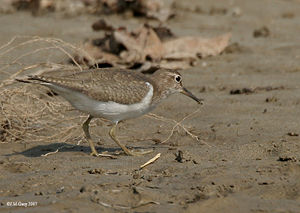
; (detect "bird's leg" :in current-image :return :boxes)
[109,122,153,156]
[82,115,99,156]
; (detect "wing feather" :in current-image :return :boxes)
[30,68,152,105]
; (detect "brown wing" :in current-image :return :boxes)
[30,68,152,105]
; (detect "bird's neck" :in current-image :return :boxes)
[151,86,173,106]
[148,74,172,106]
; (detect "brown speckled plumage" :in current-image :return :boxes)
[29,68,155,105]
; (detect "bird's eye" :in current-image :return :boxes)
[175,75,181,83]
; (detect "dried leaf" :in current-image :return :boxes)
[73,24,231,70]
[114,26,164,62]
[163,33,231,59]
[75,41,120,66]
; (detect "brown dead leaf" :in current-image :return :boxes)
[75,41,120,67]
[74,24,231,70]
[114,25,164,63]
[163,33,231,59]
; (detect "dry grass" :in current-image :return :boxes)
[0,36,88,144]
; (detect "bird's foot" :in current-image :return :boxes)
[90,149,99,157]
[90,150,117,159]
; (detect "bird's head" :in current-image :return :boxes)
[151,69,203,104]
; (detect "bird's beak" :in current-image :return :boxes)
[181,87,204,104]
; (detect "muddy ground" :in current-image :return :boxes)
[1,0,300,212]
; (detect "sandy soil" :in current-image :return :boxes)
[1,0,300,212]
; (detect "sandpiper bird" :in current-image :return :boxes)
[17,68,202,156]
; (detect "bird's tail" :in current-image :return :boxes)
[15,75,48,84]
[15,78,31,83]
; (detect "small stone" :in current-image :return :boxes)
[34,191,43,196]
[230,88,254,95]
[232,7,242,17]
[278,156,297,162]
[56,186,64,194]
[88,168,104,174]
[175,150,184,163]
[287,132,299,137]
[253,26,270,38]
[79,186,86,193]
[192,160,198,164]
[132,173,140,179]
[265,96,277,103]
[146,176,153,182]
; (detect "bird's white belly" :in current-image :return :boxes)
[86,99,155,122]
[44,82,154,123]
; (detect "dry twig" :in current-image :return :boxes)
[140,153,161,169]
[147,108,201,143]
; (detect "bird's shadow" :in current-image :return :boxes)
[5,142,120,157]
